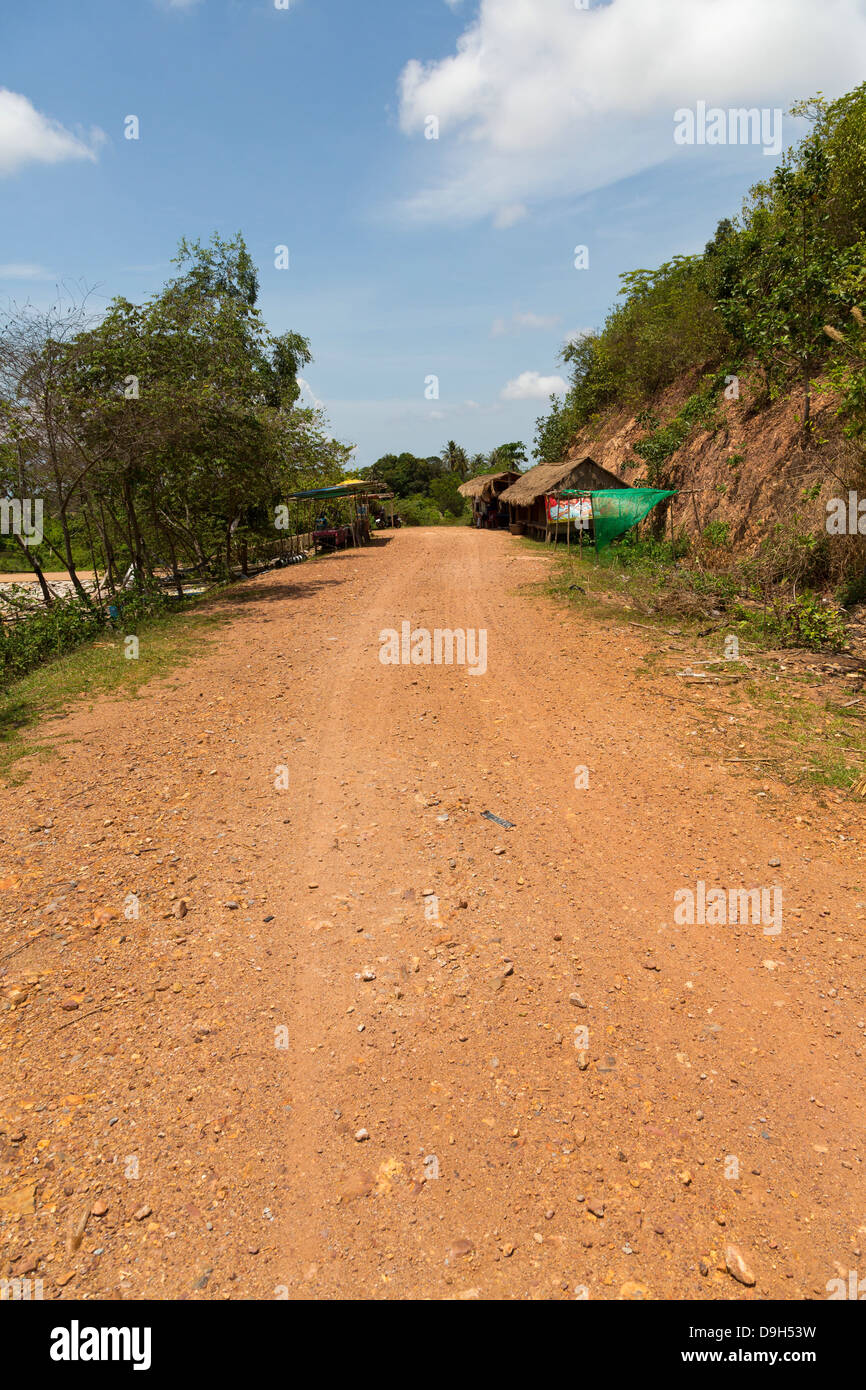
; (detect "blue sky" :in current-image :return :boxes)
[2,0,865,466]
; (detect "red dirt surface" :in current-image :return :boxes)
[1,527,864,1300]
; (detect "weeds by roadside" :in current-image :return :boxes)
[0,598,229,781]
[0,588,190,686]
[532,534,866,800]
[539,528,850,649]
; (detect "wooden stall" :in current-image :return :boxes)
[457,470,522,528]
[499,457,630,540]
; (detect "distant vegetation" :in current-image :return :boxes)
[534,82,866,466]
[360,440,526,525]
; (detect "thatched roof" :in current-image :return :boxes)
[458,470,522,502]
[499,456,628,507]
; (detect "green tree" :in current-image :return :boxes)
[439,439,469,480]
[361,452,439,497]
[825,304,866,439]
[730,135,843,431]
[429,471,466,517]
[486,441,527,470]
[0,233,351,601]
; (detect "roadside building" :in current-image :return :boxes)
[457,470,523,529]
[499,457,630,539]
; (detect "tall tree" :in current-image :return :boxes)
[487,441,527,470]
[439,439,469,480]
[0,233,352,602]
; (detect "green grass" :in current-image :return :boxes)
[0,599,229,781]
[528,535,693,628]
[526,533,866,800]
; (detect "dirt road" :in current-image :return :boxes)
[2,527,864,1300]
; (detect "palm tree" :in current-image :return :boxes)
[439,439,469,480]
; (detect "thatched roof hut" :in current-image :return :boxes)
[458,470,522,503]
[499,455,629,537]
[499,456,627,507]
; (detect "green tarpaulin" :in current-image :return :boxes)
[585,487,676,550]
[286,480,373,500]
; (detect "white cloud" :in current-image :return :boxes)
[493,202,527,229]
[564,327,595,346]
[297,376,324,411]
[396,0,866,224]
[501,370,567,401]
[0,263,53,280]
[0,89,104,177]
[514,311,559,330]
[492,311,560,336]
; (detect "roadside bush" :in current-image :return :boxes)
[836,567,866,607]
[771,593,847,650]
[394,495,468,527]
[631,377,726,486]
[702,521,731,548]
[0,594,103,683]
[574,528,850,649]
[0,589,174,687]
[395,498,438,526]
